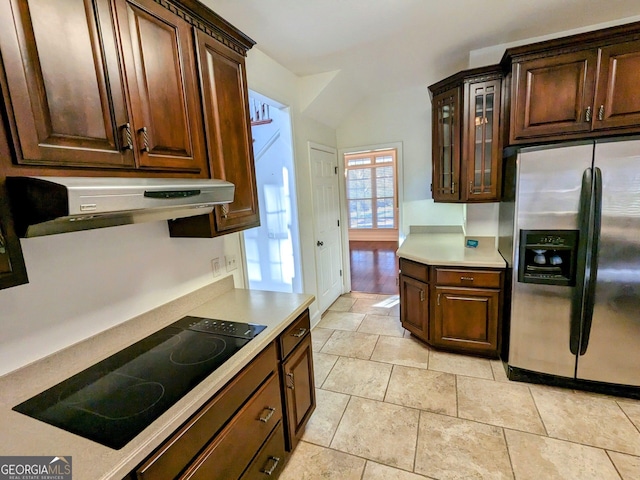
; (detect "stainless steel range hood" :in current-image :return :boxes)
[6,176,235,237]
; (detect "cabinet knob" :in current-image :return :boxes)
[585,106,592,122]
[317,240,324,247]
[598,104,605,121]
[138,127,150,153]
[261,456,281,476]
[258,406,276,423]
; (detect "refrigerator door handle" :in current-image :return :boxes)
[579,167,602,355]
[570,168,593,355]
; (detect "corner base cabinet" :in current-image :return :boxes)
[129,309,315,480]
[400,259,503,358]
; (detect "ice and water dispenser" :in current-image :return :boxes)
[518,230,578,286]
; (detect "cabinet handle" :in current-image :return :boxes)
[261,456,280,476]
[451,182,456,194]
[120,123,133,151]
[585,106,592,122]
[0,226,6,254]
[138,127,150,153]
[437,293,441,306]
[317,240,324,247]
[220,203,229,219]
[598,104,604,121]
[469,181,474,195]
[286,372,295,390]
[258,406,276,423]
[460,276,474,281]
[291,328,307,338]
[419,289,425,302]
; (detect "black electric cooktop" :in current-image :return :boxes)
[13,316,266,449]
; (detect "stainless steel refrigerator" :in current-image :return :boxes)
[499,138,640,390]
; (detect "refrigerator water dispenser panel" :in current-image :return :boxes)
[518,230,578,286]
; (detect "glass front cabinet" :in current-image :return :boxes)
[429,66,503,202]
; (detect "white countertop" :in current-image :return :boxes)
[397,233,506,268]
[0,275,314,480]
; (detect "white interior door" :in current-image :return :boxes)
[310,144,343,313]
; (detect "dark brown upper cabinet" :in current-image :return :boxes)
[503,21,640,145]
[168,30,259,237]
[0,0,208,175]
[429,66,503,203]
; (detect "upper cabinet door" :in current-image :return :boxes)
[195,31,259,231]
[464,78,501,201]
[0,0,134,168]
[593,40,640,131]
[511,50,598,141]
[431,87,461,202]
[114,0,207,174]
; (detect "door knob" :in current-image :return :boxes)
[317,241,324,247]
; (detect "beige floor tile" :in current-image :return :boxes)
[320,330,379,359]
[428,350,493,379]
[311,327,334,351]
[415,411,513,480]
[322,357,392,400]
[607,451,640,480]
[331,396,419,471]
[350,298,395,315]
[618,400,640,430]
[370,336,429,369]
[328,296,357,312]
[316,311,365,331]
[312,351,339,387]
[362,461,429,480]
[506,429,621,480]
[531,387,640,455]
[279,441,366,480]
[490,360,510,382]
[358,314,405,337]
[457,376,546,434]
[385,365,457,416]
[302,388,350,447]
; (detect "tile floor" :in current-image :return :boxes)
[279,292,640,480]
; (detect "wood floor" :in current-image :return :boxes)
[349,240,398,295]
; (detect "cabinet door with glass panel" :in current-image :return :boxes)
[345,149,398,240]
[464,77,501,201]
[431,87,461,201]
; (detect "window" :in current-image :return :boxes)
[345,149,397,232]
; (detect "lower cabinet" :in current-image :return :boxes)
[130,309,315,480]
[399,258,504,357]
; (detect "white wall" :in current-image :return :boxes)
[0,222,245,375]
[336,86,465,236]
[244,48,337,324]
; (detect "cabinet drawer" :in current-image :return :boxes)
[399,258,429,283]
[136,342,278,480]
[240,420,286,480]
[435,268,502,288]
[279,310,310,360]
[180,374,283,480]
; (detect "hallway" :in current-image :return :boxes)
[349,241,398,295]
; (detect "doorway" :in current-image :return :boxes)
[243,92,302,293]
[341,145,402,295]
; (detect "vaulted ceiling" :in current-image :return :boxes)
[204,0,640,127]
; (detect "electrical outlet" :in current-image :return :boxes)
[225,254,237,272]
[211,257,221,277]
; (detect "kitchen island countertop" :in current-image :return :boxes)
[0,275,314,480]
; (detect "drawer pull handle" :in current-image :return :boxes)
[258,407,276,423]
[261,456,280,476]
[286,372,295,390]
[460,276,474,281]
[291,328,307,338]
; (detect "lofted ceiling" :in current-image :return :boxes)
[203,0,640,127]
